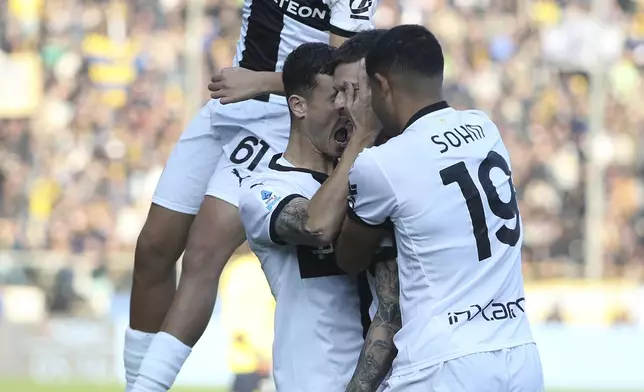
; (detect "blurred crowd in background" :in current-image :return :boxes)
[0,0,643,323]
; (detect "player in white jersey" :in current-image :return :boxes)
[304,25,544,391]
[125,1,378,391]
[327,31,401,392]
[238,40,398,392]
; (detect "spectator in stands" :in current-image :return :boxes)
[0,0,643,318]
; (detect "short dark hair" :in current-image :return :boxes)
[365,25,444,80]
[282,42,335,98]
[326,29,387,72]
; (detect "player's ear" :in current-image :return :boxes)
[288,94,307,119]
[373,73,390,98]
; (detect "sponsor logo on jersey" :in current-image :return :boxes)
[349,0,373,20]
[273,0,328,21]
[261,190,281,211]
[447,297,525,326]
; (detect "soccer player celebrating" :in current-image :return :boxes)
[307,25,545,391]
[238,40,398,392]
[126,1,378,391]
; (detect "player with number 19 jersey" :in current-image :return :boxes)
[348,102,536,379]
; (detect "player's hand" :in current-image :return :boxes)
[343,59,381,141]
[209,67,263,104]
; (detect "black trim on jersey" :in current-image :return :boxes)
[347,205,393,230]
[252,94,270,103]
[268,153,329,184]
[357,272,373,339]
[329,24,357,39]
[239,0,284,72]
[403,101,450,131]
[268,193,306,245]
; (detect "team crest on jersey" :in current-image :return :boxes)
[261,189,281,211]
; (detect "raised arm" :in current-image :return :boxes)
[209,0,377,103]
[306,60,380,243]
[207,32,353,103]
[346,258,401,392]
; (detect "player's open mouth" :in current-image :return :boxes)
[334,128,348,146]
[333,120,353,147]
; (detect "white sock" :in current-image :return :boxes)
[131,332,192,392]
[124,327,156,391]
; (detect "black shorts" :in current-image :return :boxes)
[231,372,264,392]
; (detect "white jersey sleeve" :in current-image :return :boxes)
[347,149,396,227]
[238,178,304,245]
[323,0,378,36]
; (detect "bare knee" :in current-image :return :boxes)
[180,196,246,280]
[134,205,195,281]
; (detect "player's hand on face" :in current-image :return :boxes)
[209,67,262,104]
[343,59,381,141]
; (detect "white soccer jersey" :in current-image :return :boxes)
[233,0,378,106]
[238,153,373,392]
[347,102,535,378]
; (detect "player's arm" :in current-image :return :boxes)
[208,33,350,102]
[238,181,336,247]
[209,0,377,103]
[335,151,397,274]
[305,60,381,256]
[346,257,401,392]
[273,196,336,246]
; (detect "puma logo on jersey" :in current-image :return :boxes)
[273,0,328,20]
[232,168,251,186]
[349,0,373,20]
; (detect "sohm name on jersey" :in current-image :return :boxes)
[431,124,486,154]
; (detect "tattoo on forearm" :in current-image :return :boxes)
[275,198,309,237]
[274,198,325,245]
[346,260,401,392]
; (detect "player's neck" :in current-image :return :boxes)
[395,94,444,132]
[283,132,335,175]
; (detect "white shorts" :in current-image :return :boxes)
[152,99,290,214]
[384,343,544,392]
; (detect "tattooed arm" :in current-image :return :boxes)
[346,259,401,392]
[272,196,336,247]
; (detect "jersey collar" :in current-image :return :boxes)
[403,101,450,131]
[268,153,329,184]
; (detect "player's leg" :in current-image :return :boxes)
[164,194,246,342]
[124,101,223,390]
[133,100,288,391]
[129,206,192,332]
[131,164,248,391]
